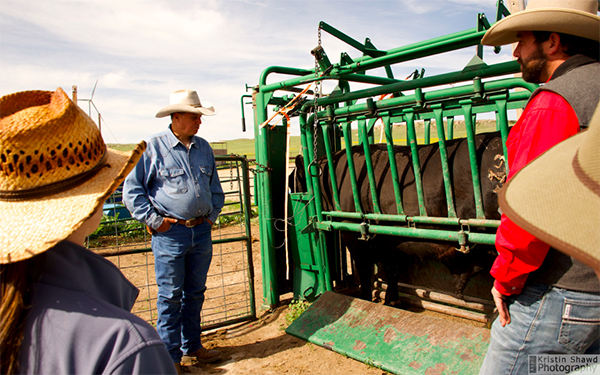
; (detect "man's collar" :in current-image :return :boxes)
[550,55,598,82]
[167,125,197,149]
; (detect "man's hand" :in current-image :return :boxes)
[492,286,511,327]
[156,217,178,233]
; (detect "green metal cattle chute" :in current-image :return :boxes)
[249,2,536,373]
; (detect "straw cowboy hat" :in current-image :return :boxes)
[0,88,145,264]
[499,102,600,273]
[155,89,217,118]
[481,0,600,46]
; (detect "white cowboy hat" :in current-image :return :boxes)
[155,89,217,118]
[482,0,600,46]
[499,101,600,273]
[0,88,145,264]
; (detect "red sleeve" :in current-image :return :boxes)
[492,91,580,296]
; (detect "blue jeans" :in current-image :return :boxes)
[479,283,600,375]
[152,221,213,363]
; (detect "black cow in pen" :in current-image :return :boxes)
[291,130,504,305]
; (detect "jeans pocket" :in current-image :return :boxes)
[559,298,600,352]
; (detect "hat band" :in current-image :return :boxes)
[0,151,109,201]
[573,151,600,197]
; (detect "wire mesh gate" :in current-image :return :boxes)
[87,154,256,331]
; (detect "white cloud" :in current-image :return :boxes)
[1,0,513,144]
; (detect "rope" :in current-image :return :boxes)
[259,84,313,130]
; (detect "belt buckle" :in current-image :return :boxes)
[184,219,195,228]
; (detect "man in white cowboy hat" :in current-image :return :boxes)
[0,88,177,374]
[478,1,600,373]
[123,89,225,372]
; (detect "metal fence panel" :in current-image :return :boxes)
[87,155,256,330]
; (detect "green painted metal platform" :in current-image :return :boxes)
[286,291,490,374]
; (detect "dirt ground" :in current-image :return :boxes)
[101,219,490,375]
[180,223,389,375]
[186,305,388,375]
[99,222,387,375]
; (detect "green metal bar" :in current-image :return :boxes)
[447,116,455,140]
[340,31,487,75]
[372,28,478,61]
[321,24,478,68]
[301,114,325,223]
[412,90,530,119]
[261,57,520,98]
[494,98,511,176]
[496,0,512,21]
[319,21,385,57]
[404,110,427,216]
[321,210,500,228]
[476,13,486,58]
[259,66,314,89]
[253,89,278,308]
[299,114,333,295]
[310,70,531,118]
[432,105,457,218]
[367,117,378,144]
[240,94,252,132]
[424,119,431,144]
[342,121,363,213]
[322,122,342,211]
[240,157,256,320]
[358,117,381,214]
[460,102,486,219]
[315,221,496,246]
[383,115,405,215]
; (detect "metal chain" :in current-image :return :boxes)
[312,26,322,165]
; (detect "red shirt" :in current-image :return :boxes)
[492,90,580,296]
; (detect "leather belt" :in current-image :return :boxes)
[174,217,206,228]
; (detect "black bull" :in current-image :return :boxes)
[291,130,505,305]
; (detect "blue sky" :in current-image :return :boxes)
[1,0,514,144]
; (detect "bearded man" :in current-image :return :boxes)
[477,1,600,374]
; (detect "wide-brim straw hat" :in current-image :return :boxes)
[0,88,145,264]
[482,0,600,46]
[499,102,600,273]
[155,89,217,118]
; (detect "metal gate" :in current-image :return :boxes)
[250,1,537,315]
[87,154,256,331]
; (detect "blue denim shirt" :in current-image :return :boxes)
[123,126,224,229]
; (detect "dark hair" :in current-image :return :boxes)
[1,258,42,374]
[532,31,600,61]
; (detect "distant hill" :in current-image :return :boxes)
[107,137,301,160]
[107,119,508,161]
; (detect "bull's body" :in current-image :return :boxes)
[295,130,505,304]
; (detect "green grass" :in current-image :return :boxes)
[106,144,136,152]
[285,300,312,326]
[107,137,299,160]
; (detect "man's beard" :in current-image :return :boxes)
[518,44,548,83]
